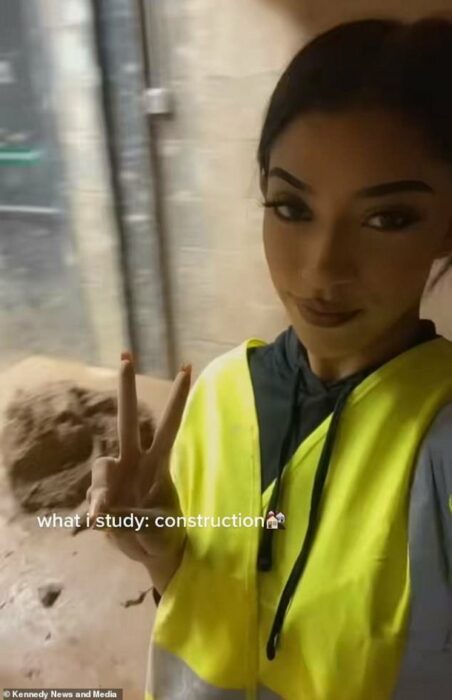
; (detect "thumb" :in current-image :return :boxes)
[89,491,108,519]
[89,456,119,518]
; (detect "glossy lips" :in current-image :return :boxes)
[294,299,362,327]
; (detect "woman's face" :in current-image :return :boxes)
[262,108,452,359]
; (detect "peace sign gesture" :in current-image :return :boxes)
[86,353,192,593]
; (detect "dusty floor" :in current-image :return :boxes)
[0,356,174,698]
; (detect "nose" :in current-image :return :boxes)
[299,222,356,291]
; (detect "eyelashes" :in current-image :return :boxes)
[260,199,311,223]
[260,199,423,231]
[363,210,422,230]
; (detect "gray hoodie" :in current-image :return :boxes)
[247,319,439,492]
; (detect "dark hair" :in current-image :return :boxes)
[257,17,452,292]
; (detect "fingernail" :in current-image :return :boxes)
[180,363,192,375]
[121,351,134,365]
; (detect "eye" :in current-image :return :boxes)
[262,199,312,223]
[364,209,422,231]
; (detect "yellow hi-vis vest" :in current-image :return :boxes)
[145,336,452,700]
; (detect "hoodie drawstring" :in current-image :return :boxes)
[257,367,304,572]
[259,377,356,660]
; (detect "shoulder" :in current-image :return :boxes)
[411,402,452,563]
[193,337,267,388]
[418,401,452,498]
[177,338,263,427]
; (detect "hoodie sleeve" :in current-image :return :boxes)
[391,401,452,700]
[427,401,452,579]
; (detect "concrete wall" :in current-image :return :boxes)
[37,0,129,368]
[153,0,302,374]
[34,0,301,377]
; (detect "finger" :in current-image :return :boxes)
[149,364,192,457]
[89,456,119,518]
[140,365,191,490]
[118,352,141,463]
[89,492,108,520]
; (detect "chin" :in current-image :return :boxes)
[290,316,368,356]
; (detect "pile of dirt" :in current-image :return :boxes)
[0,382,155,512]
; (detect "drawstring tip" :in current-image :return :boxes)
[257,552,272,571]
[257,529,274,571]
[266,633,279,660]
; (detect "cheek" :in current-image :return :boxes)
[263,222,299,285]
[263,216,441,309]
[363,232,439,302]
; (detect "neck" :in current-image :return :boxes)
[304,311,425,383]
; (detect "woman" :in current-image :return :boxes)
[88,17,452,700]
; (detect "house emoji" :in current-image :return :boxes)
[266,511,279,529]
[276,511,286,526]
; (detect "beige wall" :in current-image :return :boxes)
[157,0,302,375]
[158,0,452,375]
[262,0,452,30]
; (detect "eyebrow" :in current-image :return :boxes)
[267,167,435,197]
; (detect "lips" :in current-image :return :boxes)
[293,297,362,327]
[298,299,359,315]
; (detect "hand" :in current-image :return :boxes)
[86,352,192,593]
